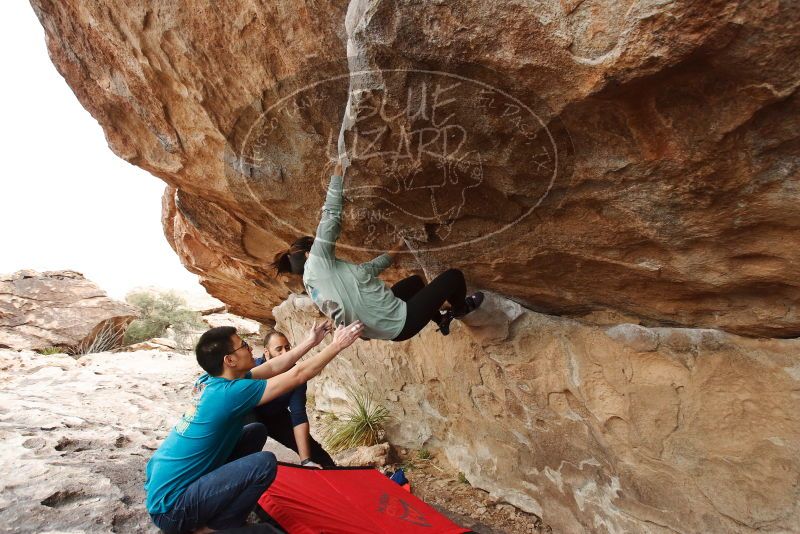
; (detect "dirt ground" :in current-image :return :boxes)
[386,449,551,534]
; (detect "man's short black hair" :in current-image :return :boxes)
[196,326,237,376]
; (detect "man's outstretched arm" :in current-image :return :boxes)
[258,321,364,405]
[250,320,331,379]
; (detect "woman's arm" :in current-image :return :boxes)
[309,160,345,263]
[360,238,404,277]
[251,320,331,379]
[287,384,312,461]
[293,423,313,462]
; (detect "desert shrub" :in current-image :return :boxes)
[123,291,203,348]
[37,347,64,355]
[322,389,390,452]
[417,448,432,460]
[68,320,126,356]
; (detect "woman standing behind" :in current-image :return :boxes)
[253,330,335,468]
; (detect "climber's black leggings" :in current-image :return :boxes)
[391,269,467,341]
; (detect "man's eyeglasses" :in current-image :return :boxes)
[228,339,250,355]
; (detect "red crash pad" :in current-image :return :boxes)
[257,463,472,534]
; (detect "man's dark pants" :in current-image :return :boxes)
[150,423,275,533]
[255,410,336,467]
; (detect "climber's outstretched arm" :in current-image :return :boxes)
[360,238,405,277]
[361,253,392,277]
[309,160,344,263]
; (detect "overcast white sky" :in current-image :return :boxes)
[0,3,203,299]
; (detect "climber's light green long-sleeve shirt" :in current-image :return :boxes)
[302,175,407,340]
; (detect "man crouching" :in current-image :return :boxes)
[144,319,364,533]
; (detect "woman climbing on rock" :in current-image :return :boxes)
[273,158,483,341]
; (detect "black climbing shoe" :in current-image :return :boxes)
[436,310,455,336]
[456,291,485,318]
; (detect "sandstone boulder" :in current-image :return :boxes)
[0,270,137,351]
[332,442,392,467]
[275,294,800,533]
[30,0,800,336]
[123,337,179,352]
[201,312,262,336]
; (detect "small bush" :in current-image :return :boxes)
[38,347,64,355]
[322,389,390,452]
[417,448,432,460]
[457,471,470,485]
[123,291,203,348]
[69,321,126,356]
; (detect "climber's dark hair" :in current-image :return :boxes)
[272,236,314,275]
[195,326,237,376]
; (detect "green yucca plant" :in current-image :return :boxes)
[322,389,390,452]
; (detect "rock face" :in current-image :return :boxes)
[0,349,198,533]
[30,0,800,336]
[332,442,392,468]
[28,2,800,531]
[275,294,800,533]
[201,312,262,336]
[0,270,137,351]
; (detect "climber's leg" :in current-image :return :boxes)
[390,275,426,302]
[392,269,467,341]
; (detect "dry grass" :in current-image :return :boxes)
[68,321,125,356]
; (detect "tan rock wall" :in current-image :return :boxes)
[0,270,136,351]
[30,0,800,335]
[275,293,800,533]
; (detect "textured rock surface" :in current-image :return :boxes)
[0,349,302,533]
[332,442,392,467]
[0,270,137,351]
[276,294,800,533]
[122,337,179,352]
[30,0,800,335]
[0,349,196,532]
[201,312,262,336]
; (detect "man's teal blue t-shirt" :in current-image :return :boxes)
[144,371,267,514]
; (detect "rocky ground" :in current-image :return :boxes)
[0,349,196,533]
[0,348,535,533]
[392,451,550,534]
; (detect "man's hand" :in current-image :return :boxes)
[331,321,364,351]
[304,319,332,346]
